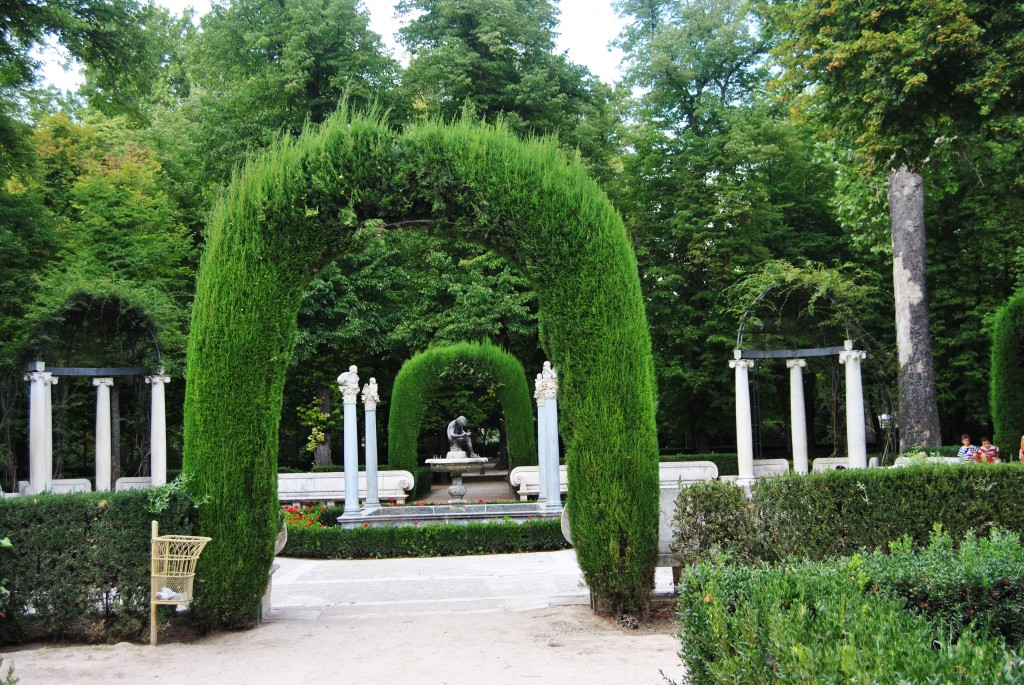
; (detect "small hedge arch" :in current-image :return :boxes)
[183,111,658,628]
[388,341,536,473]
[991,290,1024,448]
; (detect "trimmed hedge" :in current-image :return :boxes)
[184,110,658,625]
[992,290,1024,448]
[388,341,535,473]
[673,464,1024,567]
[281,518,569,559]
[678,555,1023,685]
[0,489,197,644]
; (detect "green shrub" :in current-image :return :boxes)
[861,527,1024,646]
[282,518,569,559]
[673,464,1024,568]
[310,464,344,473]
[0,488,197,644]
[388,341,535,473]
[679,557,1024,685]
[184,110,658,625]
[992,290,1024,448]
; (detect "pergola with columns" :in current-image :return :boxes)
[730,340,867,486]
[22,361,170,495]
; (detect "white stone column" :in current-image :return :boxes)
[730,352,756,487]
[42,372,57,492]
[839,341,868,469]
[534,373,548,505]
[338,366,361,518]
[146,371,170,486]
[93,378,114,491]
[787,359,809,475]
[541,362,562,511]
[24,363,48,494]
[362,378,380,509]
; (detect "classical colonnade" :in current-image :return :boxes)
[731,340,867,486]
[22,361,170,495]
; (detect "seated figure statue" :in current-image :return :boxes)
[446,416,476,456]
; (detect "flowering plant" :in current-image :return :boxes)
[283,504,326,528]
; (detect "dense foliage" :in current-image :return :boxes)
[282,518,568,559]
[678,537,1024,685]
[388,341,535,472]
[0,487,197,644]
[673,464,1024,567]
[992,291,1024,449]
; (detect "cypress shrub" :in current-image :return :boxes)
[282,518,569,559]
[184,110,659,626]
[0,489,197,644]
[992,290,1024,449]
[388,341,535,472]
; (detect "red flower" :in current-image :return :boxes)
[362,523,369,528]
[413,521,419,525]
[477,499,484,504]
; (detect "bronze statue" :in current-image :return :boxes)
[446,416,476,456]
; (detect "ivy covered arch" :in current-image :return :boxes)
[183,112,659,627]
[388,341,536,474]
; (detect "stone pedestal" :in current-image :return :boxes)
[338,366,361,519]
[540,363,561,512]
[426,454,487,506]
[730,353,756,488]
[93,378,114,491]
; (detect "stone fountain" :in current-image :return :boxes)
[425,415,487,505]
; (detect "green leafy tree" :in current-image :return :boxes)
[759,0,1024,451]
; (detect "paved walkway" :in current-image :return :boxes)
[1,551,683,685]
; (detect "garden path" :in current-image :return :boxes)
[1,550,682,684]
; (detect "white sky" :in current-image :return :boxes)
[40,0,626,91]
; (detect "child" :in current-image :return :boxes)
[978,437,1001,463]
[958,434,979,462]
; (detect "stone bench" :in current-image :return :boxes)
[718,458,792,483]
[115,477,153,491]
[812,457,849,472]
[277,470,415,506]
[16,478,92,495]
[508,465,568,501]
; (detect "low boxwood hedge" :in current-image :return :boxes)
[281,518,569,559]
[679,551,1024,685]
[673,463,1024,567]
[0,486,197,644]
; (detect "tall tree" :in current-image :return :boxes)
[615,0,845,449]
[759,0,1024,451]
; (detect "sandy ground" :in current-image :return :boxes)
[0,550,684,685]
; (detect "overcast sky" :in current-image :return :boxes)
[41,0,627,91]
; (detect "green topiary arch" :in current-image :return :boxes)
[183,111,659,627]
[991,290,1024,448]
[388,341,536,474]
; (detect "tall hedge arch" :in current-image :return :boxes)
[183,111,658,627]
[388,341,535,473]
[991,290,1024,448]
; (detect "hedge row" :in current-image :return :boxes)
[388,341,536,474]
[0,488,197,644]
[673,463,1024,567]
[678,542,1024,685]
[184,110,659,623]
[992,290,1024,448]
[281,518,569,559]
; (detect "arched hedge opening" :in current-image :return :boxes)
[183,111,658,627]
[388,341,535,474]
[991,290,1024,448]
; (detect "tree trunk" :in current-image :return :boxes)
[889,165,942,452]
[111,383,121,485]
[313,384,332,467]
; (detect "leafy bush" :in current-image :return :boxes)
[310,464,344,473]
[282,518,569,559]
[673,464,1024,568]
[679,557,1024,685]
[0,488,197,644]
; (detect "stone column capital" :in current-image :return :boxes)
[534,373,546,407]
[786,358,806,369]
[729,359,755,370]
[24,370,45,383]
[362,377,379,410]
[145,371,170,385]
[93,377,114,387]
[337,365,360,404]
[42,372,58,386]
[839,349,866,364]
